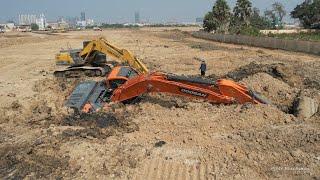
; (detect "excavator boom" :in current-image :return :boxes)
[111,72,263,104]
[80,37,148,74]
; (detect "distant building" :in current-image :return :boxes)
[76,21,86,27]
[47,22,58,29]
[36,14,47,30]
[66,17,79,27]
[86,19,94,26]
[81,12,86,21]
[76,19,94,27]
[135,12,140,24]
[18,14,47,30]
[48,17,69,30]
[58,18,69,29]
[19,14,37,25]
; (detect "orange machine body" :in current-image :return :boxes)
[67,66,266,113]
[106,66,131,82]
[111,72,261,104]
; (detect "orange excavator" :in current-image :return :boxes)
[66,66,269,113]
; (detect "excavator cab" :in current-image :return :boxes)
[65,66,139,113]
[106,66,139,89]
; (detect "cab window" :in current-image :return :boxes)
[117,67,138,79]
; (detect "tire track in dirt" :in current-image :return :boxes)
[134,157,214,180]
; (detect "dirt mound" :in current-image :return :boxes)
[224,62,320,115]
[241,73,299,112]
[224,62,284,81]
[224,62,303,88]
[20,78,85,125]
[224,61,320,91]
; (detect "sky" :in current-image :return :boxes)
[0,0,303,23]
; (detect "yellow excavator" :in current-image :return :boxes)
[54,37,148,77]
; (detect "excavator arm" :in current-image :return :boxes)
[80,37,149,74]
[111,73,264,104]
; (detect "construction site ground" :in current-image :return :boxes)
[0,27,319,179]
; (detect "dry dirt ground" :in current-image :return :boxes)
[0,28,319,179]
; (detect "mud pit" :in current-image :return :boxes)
[0,28,319,179]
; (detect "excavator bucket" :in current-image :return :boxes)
[217,79,270,104]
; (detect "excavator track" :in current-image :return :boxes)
[54,65,112,78]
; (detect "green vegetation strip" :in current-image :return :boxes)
[264,32,320,42]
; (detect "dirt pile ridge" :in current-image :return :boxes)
[241,72,299,112]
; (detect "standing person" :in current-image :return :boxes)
[200,60,207,77]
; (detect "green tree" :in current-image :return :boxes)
[264,2,286,28]
[31,23,39,31]
[272,2,286,22]
[203,12,217,32]
[203,0,231,33]
[291,0,320,28]
[233,0,253,27]
[250,7,273,29]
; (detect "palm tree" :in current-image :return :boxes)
[212,0,231,32]
[203,0,231,33]
[233,0,253,26]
